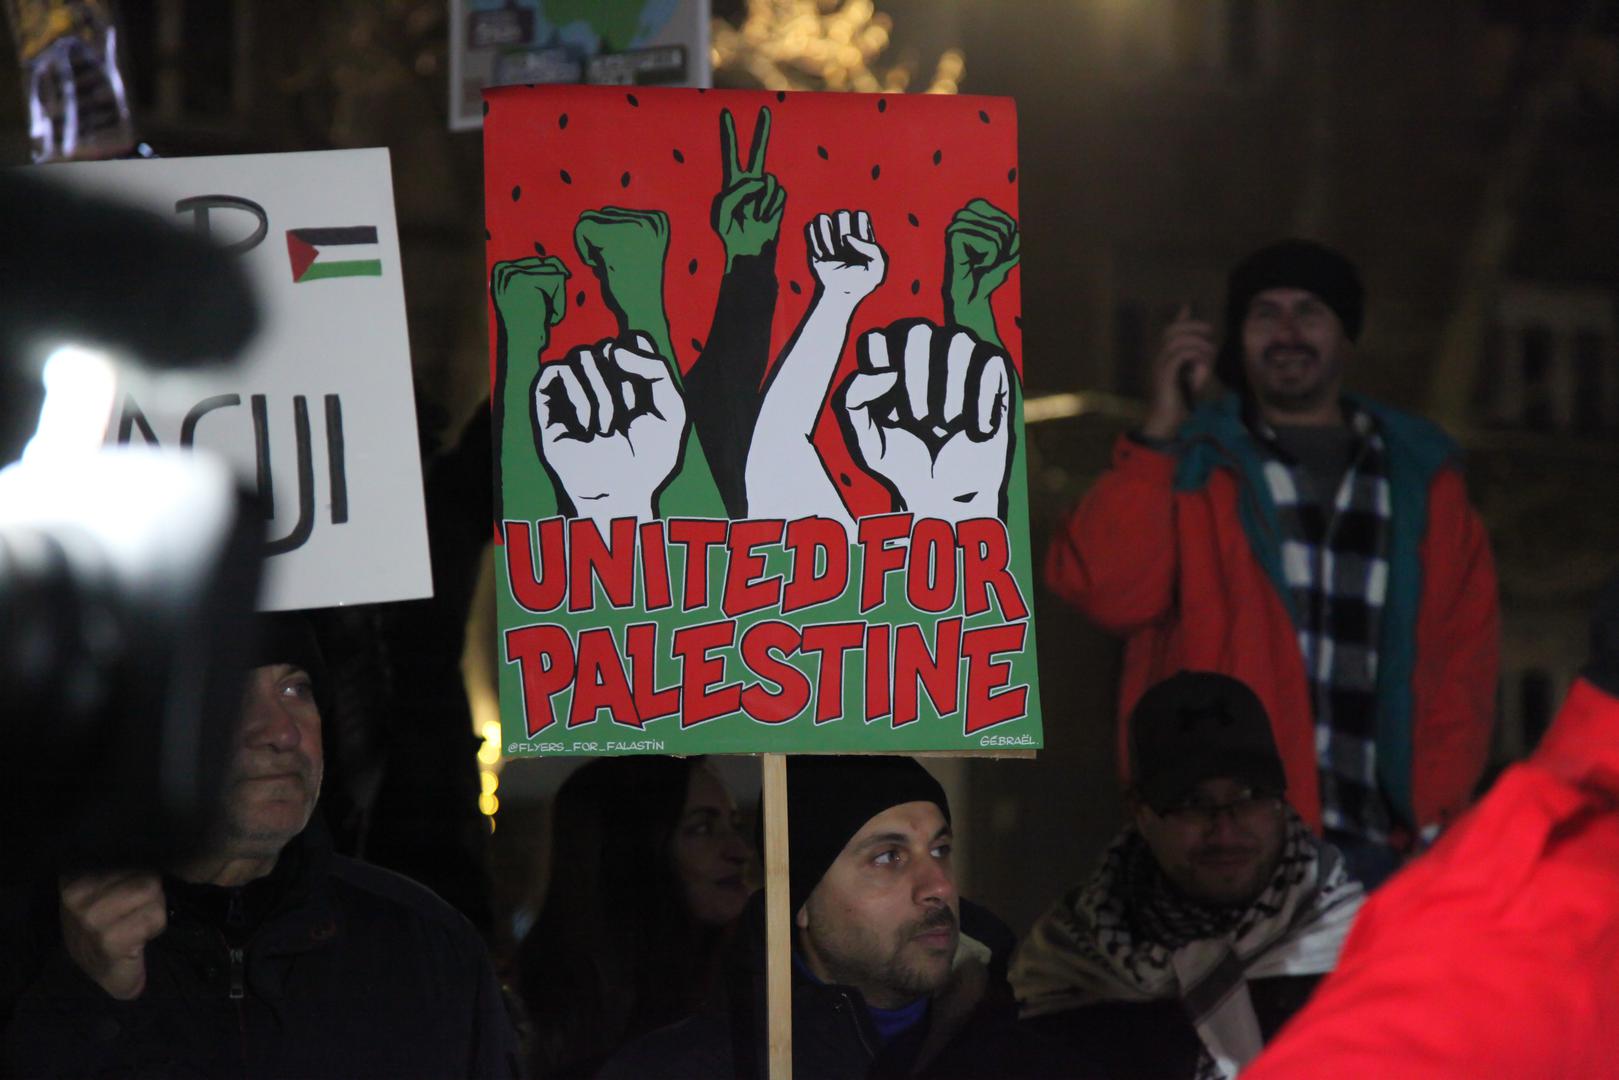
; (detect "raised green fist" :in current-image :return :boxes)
[575,207,670,288]
[491,256,571,364]
[712,106,786,270]
[574,207,672,358]
[945,199,1020,330]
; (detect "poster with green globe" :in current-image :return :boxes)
[450,0,710,131]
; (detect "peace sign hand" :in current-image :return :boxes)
[712,106,786,269]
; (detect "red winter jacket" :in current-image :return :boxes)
[1242,677,1619,1079]
[1045,397,1498,840]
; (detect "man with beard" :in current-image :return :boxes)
[1046,239,1498,886]
[1012,672,1364,1080]
[3,616,520,1078]
[601,755,1085,1079]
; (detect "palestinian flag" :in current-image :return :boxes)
[286,226,382,282]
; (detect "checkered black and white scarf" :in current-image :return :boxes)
[1011,811,1363,1080]
[1254,406,1395,844]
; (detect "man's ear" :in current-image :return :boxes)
[794,904,808,930]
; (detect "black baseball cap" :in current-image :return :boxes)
[1128,672,1286,813]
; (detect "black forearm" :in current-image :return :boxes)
[684,245,780,517]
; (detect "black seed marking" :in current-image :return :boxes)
[1015,315,1023,329]
[575,291,586,308]
[877,98,887,112]
[789,281,802,295]
[933,149,942,165]
[907,212,919,227]
[511,185,521,201]
[559,113,568,128]
[534,241,546,256]
[627,93,639,106]
[482,102,489,117]
[691,338,704,352]
[979,110,990,123]
[688,258,698,274]
[910,279,921,295]
[697,88,707,94]
[1008,167,1018,182]
[776,91,786,102]
[673,148,685,163]
[840,473,852,486]
[560,169,572,184]
[871,164,881,179]
[620,171,631,188]
[483,228,490,240]
[817,145,829,160]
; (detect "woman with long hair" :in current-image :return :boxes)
[517,756,753,1079]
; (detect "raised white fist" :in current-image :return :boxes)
[806,209,885,301]
[535,334,687,525]
[837,319,1014,522]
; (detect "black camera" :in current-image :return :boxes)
[0,170,264,878]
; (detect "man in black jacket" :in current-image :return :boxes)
[2,616,521,1078]
[602,755,1084,1080]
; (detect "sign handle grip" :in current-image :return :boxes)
[763,753,792,1080]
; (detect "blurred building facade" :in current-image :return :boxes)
[4,0,1617,940]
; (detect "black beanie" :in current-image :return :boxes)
[248,612,331,720]
[784,756,950,914]
[1216,239,1364,389]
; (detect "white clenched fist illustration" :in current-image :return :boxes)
[535,334,687,524]
[837,319,1015,522]
[806,209,885,301]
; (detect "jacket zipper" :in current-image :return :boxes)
[228,942,248,1068]
[834,989,876,1057]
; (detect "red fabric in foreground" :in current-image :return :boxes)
[1243,677,1619,1079]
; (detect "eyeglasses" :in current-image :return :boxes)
[1158,788,1281,830]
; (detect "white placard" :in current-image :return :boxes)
[46,148,433,612]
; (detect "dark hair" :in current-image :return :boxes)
[517,756,727,1078]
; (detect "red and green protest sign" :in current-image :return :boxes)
[485,84,1040,755]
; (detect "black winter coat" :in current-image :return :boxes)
[599,892,1092,1080]
[2,824,521,1079]
[1021,975,1323,1080]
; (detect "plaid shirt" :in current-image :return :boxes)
[1251,405,1395,844]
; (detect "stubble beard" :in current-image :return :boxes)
[1251,344,1343,417]
[217,759,322,860]
[806,904,960,1006]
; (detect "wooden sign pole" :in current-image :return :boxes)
[762,753,792,1080]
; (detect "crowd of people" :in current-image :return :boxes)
[4,238,1616,1078]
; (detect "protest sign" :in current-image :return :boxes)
[449,0,710,131]
[48,148,433,612]
[486,85,1038,756]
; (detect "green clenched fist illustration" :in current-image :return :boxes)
[491,256,571,364]
[574,207,672,359]
[945,198,1020,326]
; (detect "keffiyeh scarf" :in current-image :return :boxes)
[1011,811,1364,1080]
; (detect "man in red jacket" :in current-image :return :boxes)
[1242,575,1619,1078]
[1046,240,1498,886]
